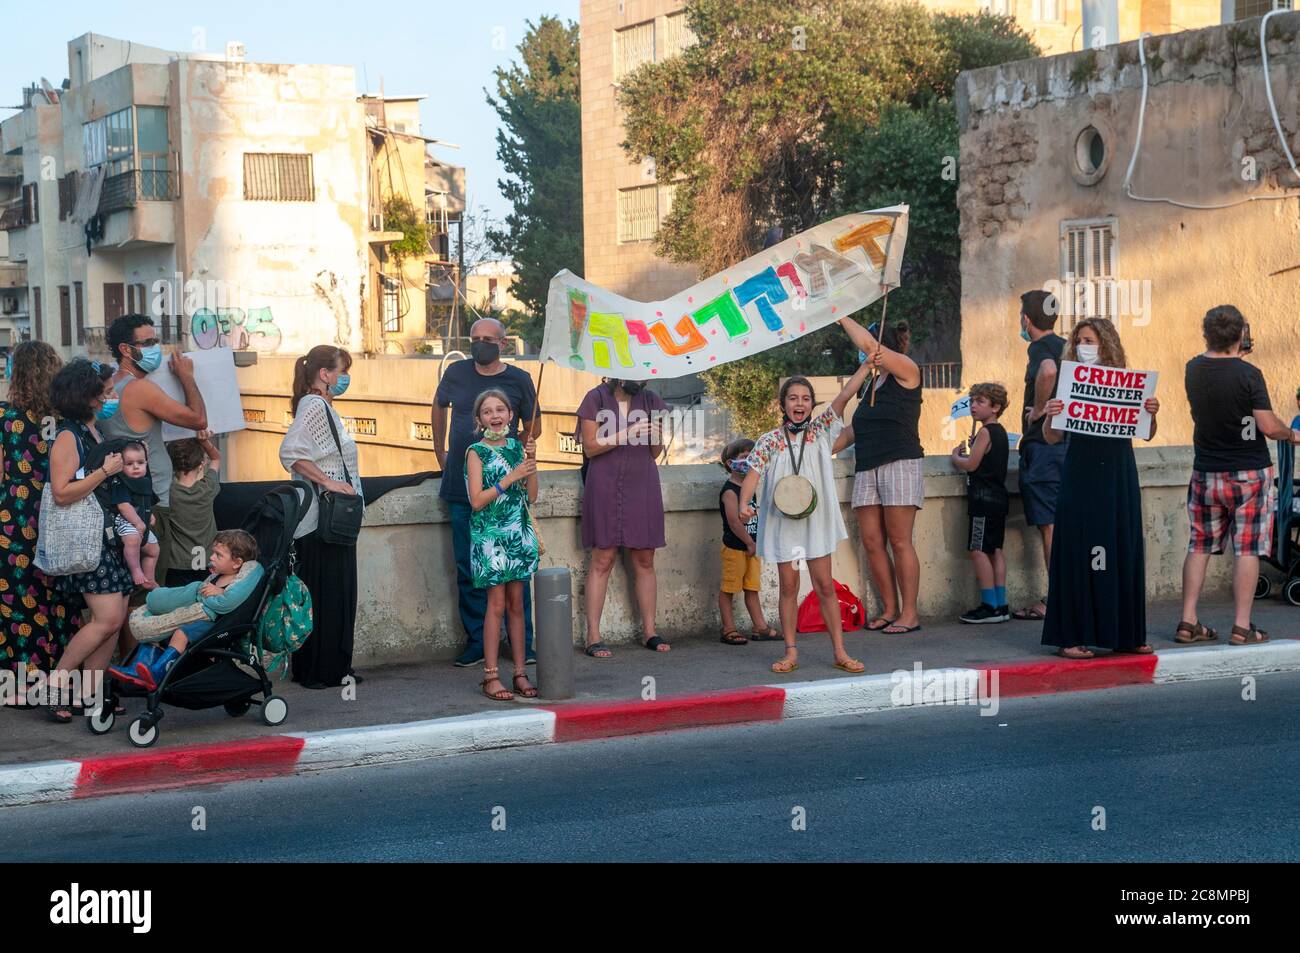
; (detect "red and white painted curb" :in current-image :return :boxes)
[4,640,1298,808]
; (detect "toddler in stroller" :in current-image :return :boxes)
[109,529,263,691]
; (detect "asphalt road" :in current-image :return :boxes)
[5,673,1300,862]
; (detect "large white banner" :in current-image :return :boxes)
[148,347,247,441]
[541,206,909,381]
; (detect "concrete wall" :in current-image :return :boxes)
[349,443,1235,665]
[955,12,1300,449]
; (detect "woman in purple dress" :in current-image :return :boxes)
[577,378,669,658]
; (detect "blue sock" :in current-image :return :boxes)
[981,588,997,607]
[994,586,1007,607]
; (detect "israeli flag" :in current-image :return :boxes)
[949,394,972,420]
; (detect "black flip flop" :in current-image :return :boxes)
[882,623,922,634]
[584,642,613,659]
[643,636,670,652]
[865,617,897,632]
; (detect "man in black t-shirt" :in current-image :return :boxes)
[432,318,539,667]
[1012,289,1065,621]
[1179,305,1300,646]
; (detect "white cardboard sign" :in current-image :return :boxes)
[148,347,246,441]
[1050,360,1158,441]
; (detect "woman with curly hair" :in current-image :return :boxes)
[0,341,82,682]
[1040,318,1161,659]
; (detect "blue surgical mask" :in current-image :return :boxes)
[96,398,119,421]
[329,373,351,397]
[1019,325,1032,342]
[729,460,750,475]
[134,344,163,373]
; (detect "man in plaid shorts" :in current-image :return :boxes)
[1179,305,1300,646]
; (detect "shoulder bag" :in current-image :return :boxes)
[313,398,365,546]
[34,427,104,576]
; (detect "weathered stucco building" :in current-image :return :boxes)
[955,10,1300,446]
[0,33,465,364]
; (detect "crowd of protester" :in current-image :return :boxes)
[7,299,1298,718]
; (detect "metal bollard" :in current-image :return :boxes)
[533,567,575,700]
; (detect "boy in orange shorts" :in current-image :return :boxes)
[718,439,780,644]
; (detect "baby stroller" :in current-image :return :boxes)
[88,483,311,747]
[1256,439,1300,606]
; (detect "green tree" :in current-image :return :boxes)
[486,16,583,333]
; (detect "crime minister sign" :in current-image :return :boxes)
[1050,361,1159,440]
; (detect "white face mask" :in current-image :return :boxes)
[1076,343,1101,364]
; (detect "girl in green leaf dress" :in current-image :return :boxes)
[465,389,540,702]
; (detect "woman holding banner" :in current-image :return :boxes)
[577,378,669,658]
[835,317,925,634]
[1040,318,1160,659]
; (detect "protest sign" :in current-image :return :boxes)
[540,206,910,380]
[1050,360,1158,441]
[149,347,246,441]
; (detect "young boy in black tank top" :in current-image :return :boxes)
[717,439,779,644]
[951,383,1011,624]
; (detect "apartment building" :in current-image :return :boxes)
[0,32,465,365]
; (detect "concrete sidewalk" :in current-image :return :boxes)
[4,596,1297,767]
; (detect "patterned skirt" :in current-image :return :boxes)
[53,538,135,596]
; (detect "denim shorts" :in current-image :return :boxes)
[177,618,217,643]
[1017,440,1066,527]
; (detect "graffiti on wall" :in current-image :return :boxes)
[190,307,283,353]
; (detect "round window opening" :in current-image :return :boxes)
[1075,126,1106,177]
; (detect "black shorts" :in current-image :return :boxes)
[967,513,1005,554]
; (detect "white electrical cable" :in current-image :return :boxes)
[1123,13,1300,209]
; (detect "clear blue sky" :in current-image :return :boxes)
[0,0,580,225]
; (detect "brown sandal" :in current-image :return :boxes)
[720,628,749,645]
[1057,646,1095,660]
[481,667,514,701]
[1229,623,1269,646]
[749,626,784,642]
[1174,621,1218,644]
[512,673,539,699]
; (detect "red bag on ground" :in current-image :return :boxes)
[796,580,866,633]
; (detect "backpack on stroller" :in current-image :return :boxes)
[1256,439,1300,606]
[88,483,312,747]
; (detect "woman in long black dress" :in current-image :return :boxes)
[278,345,362,689]
[1040,318,1160,659]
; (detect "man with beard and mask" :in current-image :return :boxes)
[1010,289,1066,623]
[102,313,208,587]
[432,318,538,667]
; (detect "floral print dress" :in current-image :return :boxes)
[464,438,539,588]
[0,407,82,674]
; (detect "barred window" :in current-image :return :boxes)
[1235,1,1292,18]
[243,153,315,201]
[1062,218,1117,321]
[617,185,658,243]
[662,11,695,59]
[615,20,655,82]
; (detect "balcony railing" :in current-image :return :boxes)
[98,169,177,215]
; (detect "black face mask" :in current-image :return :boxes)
[620,380,643,396]
[1240,325,1254,355]
[783,416,808,433]
[471,341,500,365]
